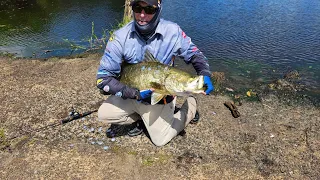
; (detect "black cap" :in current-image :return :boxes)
[130,0,161,7]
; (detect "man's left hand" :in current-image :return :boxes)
[139,89,153,100]
[203,76,214,95]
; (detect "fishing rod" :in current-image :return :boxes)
[6,108,98,141]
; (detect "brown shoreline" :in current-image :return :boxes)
[0,55,319,179]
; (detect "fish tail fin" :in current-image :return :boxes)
[151,93,165,105]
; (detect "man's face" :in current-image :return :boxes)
[133,1,156,25]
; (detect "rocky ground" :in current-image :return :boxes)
[0,54,319,179]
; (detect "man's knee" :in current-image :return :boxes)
[97,103,112,122]
[98,108,120,124]
[97,103,123,123]
[98,103,138,125]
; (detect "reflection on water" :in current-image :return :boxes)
[0,0,124,57]
[0,0,319,97]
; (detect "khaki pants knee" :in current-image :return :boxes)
[98,96,140,125]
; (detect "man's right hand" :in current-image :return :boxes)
[203,76,214,95]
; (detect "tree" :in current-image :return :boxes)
[123,0,133,23]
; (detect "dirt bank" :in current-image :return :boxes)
[0,55,319,179]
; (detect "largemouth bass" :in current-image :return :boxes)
[120,50,205,105]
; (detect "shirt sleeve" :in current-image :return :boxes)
[96,32,138,99]
[97,33,123,80]
[96,34,124,92]
[175,26,211,76]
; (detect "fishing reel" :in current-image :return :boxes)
[68,107,80,118]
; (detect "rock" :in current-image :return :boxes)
[225,87,234,92]
[275,79,297,91]
[284,70,299,80]
[97,141,104,145]
[211,72,226,90]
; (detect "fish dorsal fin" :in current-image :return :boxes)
[151,93,165,105]
[144,49,158,62]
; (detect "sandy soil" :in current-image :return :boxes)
[0,54,319,179]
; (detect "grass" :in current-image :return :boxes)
[0,128,10,150]
[64,16,132,55]
[0,52,16,58]
[110,145,122,154]
[0,128,6,140]
[141,153,172,166]
[127,150,138,156]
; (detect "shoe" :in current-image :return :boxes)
[190,110,200,124]
[178,129,186,136]
[106,126,116,138]
[127,120,144,137]
[174,106,180,114]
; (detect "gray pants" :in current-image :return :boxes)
[98,96,197,146]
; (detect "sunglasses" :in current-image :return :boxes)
[132,4,158,14]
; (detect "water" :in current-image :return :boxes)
[1,0,319,97]
[163,0,320,95]
[0,0,124,57]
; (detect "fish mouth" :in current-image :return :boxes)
[192,75,204,90]
[182,75,205,94]
[198,75,204,89]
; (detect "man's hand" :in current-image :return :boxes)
[139,89,153,100]
[202,76,214,95]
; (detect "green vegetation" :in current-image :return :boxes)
[142,156,155,166]
[63,17,131,54]
[0,52,16,58]
[62,39,87,53]
[110,145,122,154]
[127,150,138,156]
[141,153,171,166]
[0,128,6,140]
[0,128,10,150]
[89,22,106,49]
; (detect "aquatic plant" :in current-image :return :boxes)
[63,17,131,55]
[62,1,133,54]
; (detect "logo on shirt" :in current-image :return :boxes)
[192,47,199,52]
[97,79,103,85]
[182,31,186,38]
[109,34,115,42]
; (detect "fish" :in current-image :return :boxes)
[120,50,205,105]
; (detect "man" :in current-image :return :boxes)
[96,0,214,146]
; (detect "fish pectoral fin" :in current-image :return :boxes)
[150,82,164,90]
[144,49,158,62]
[151,93,165,105]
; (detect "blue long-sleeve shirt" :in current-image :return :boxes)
[97,19,211,99]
